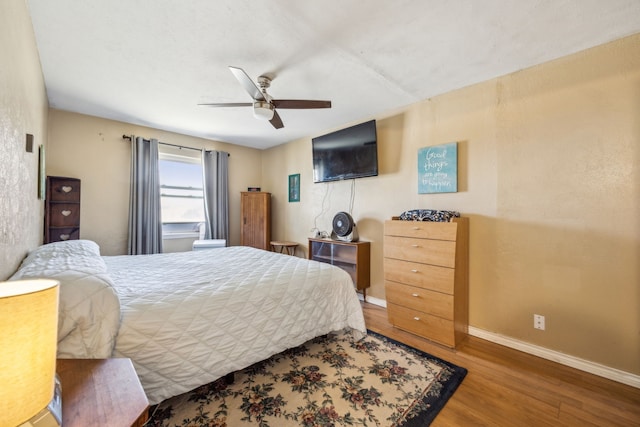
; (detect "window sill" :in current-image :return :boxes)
[162,232,199,240]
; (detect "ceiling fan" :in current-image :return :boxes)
[199,66,331,129]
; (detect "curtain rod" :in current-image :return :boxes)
[122,135,229,156]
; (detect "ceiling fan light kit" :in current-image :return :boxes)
[199,66,332,129]
[253,101,274,120]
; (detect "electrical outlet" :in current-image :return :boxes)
[534,314,545,330]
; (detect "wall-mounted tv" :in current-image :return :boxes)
[312,119,378,183]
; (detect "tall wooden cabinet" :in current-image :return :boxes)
[45,176,81,243]
[384,217,468,348]
[240,192,271,250]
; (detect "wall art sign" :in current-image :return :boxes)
[418,142,457,193]
[288,173,300,202]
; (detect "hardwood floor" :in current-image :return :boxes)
[362,302,640,426]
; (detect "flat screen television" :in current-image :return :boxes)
[312,120,378,183]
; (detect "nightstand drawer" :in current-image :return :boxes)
[385,281,454,320]
[384,235,456,267]
[387,303,455,347]
[384,258,454,293]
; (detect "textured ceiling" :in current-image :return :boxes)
[27,0,640,149]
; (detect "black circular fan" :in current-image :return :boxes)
[332,212,354,237]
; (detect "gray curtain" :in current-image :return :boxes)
[202,150,229,243]
[128,137,163,254]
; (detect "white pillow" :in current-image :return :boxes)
[17,239,101,268]
[10,239,121,358]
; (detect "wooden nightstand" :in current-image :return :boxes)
[308,238,370,298]
[56,358,149,427]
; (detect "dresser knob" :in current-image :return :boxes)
[61,210,72,217]
[411,269,418,273]
[411,293,419,297]
[413,317,420,321]
[411,244,420,248]
[412,226,420,230]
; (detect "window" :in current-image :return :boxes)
[158,146,204,238]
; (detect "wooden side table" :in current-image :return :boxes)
[56,358,149,427]
[308,238,370,299]
[270,240,298,255]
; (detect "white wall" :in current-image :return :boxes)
[46,109,263,255]
[0,1,49,279]
[262,34,640,376]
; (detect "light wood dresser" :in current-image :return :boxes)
[384,217,469,348]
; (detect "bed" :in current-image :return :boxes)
[10,240,366,404]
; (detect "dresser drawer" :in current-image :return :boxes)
[48,227,80,242]
[387,303,455,347]
[384,235,456,267]
[48,178,81,202]
[49,203,80,227]
[384,258,454,293]
[385,281,454,320]
[384,220,459,241]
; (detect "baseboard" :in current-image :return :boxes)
[360,294,386,308]
[361,297,639,388]
[468,326,640,389]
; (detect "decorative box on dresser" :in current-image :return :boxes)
[240,191,271,250]
[45,176,81,243]
[384,217,469,348]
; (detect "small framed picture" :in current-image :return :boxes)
[38,144,46,200]
[288,173,300,202]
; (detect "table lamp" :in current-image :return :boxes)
[0,279,61,427]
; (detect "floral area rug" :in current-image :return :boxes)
[146,330,467,426]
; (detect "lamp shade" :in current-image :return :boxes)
[0,279,59,426]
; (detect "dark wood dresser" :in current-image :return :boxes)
[45,176,81,243]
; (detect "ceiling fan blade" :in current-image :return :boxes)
[272,99,331,109]
[198,102,253,107]
[229,66,266,101]
[269,110,284,129]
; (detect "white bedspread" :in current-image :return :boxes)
[104,246,366,404]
